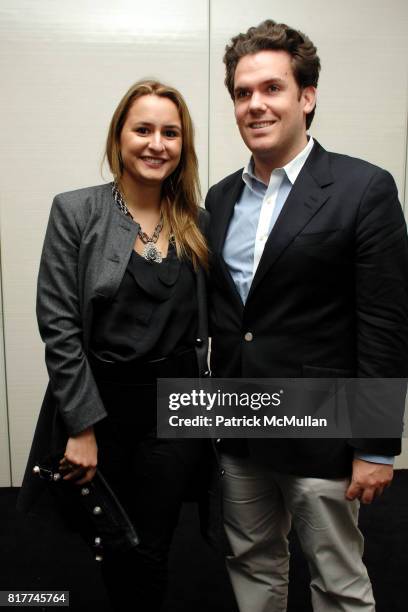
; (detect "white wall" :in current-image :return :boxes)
[1,0,407,484]
[209,0,408,194]
[0,0,209,485]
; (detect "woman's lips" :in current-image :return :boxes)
[140,157,166,167]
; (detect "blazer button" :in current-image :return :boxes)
[195,338,203,346]
[203,370,210,377]
[244,332,253,342]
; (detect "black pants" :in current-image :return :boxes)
[91,351,203,612]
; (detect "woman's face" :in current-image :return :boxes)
[119,94,182,188]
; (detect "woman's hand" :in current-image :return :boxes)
[59,426,98,485]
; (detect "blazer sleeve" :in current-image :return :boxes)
[350,168,408,455]
[37,194,107,437]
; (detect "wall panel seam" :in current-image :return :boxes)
[0,245,12,486]
[404,77,408,211]
[207,0,211,193]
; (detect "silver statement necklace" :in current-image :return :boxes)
[112,182,164,264]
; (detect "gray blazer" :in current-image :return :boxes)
[18,183,210,515]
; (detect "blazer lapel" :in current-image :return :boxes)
[247,141,334,301]
[213,170,244,254]
[95,185,140,299]
[212,171,246,309]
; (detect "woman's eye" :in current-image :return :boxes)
[164,130,179,138]
[135,127,149,134]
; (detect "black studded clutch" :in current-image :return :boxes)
[32,455,139,561]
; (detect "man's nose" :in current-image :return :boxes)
[249,92,267,113]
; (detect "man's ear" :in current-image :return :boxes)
[302,86,317,115]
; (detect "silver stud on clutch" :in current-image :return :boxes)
[81,487,90,496]
[93,506,102,515]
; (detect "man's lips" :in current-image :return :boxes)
[247,120,277,129]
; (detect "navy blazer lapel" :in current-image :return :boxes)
[212,170,245,310]
[247,141,334,302]
[213,169,245,254]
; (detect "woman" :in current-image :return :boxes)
[18,80,210,611]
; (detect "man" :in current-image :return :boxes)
[205,19,408,612]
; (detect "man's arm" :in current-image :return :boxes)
[347,168,408,502]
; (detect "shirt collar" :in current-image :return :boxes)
[242,136,315,191]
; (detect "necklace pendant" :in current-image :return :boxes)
[142,241,163,263]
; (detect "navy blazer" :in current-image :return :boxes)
[205,140,408,477]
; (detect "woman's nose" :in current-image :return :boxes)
[148,132,165,152]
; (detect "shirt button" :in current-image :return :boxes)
[244,332,253,342]
[266,197,273,204]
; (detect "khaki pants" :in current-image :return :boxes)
[221,454,375,612]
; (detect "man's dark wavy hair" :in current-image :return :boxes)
[223,20,321,129]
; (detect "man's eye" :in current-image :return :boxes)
[268,85,279,93]
[235,90,249,99]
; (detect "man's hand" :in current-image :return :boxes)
[345,458,393,504]
[59,426,98,485]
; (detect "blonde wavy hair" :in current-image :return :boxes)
[105,80,208,270]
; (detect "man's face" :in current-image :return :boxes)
[233,50,316,168]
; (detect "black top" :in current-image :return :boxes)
[91,243,198,362]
